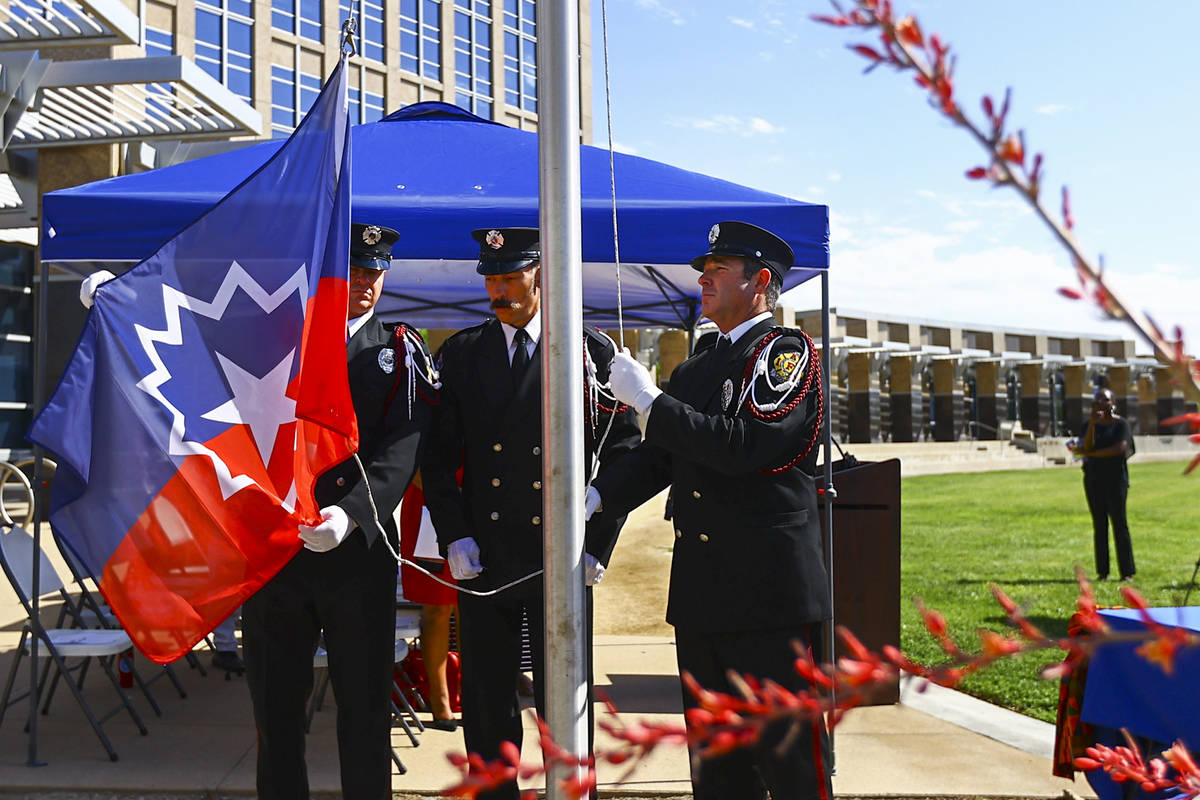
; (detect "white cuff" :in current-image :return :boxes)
[632,386,662,418]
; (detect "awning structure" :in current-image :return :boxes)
[42,102,828,330]
[0,0,139,50]
[3,55,262,150]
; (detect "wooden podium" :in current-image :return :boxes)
[816,457,901,704]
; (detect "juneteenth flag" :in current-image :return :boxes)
[29,59,356,664]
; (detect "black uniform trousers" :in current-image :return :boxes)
[457,582,595,800]
[242,532,398,800]
[1083,468,1136,579]
[675,624,833,800]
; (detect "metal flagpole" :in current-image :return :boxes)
[537,0,588,796]
[821,269,836,770]
[27,257,50,767]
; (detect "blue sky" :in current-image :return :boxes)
[589,0,1200,352]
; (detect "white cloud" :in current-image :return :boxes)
[1035,104,1071,115]
[729,16,755,29]
[632,0,684,25]
[946,220,981,233]
[672,114,785,137]
[806,185,825,196]
[826,171,842,183]
[783,226,1200,354]
[758,50,775,62]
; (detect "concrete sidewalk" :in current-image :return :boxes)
[0,630,1096,798]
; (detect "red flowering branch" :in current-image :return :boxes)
[812,0,1200,405]
[439,570,1200,798]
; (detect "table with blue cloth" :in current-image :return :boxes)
[1080,607,1200,800]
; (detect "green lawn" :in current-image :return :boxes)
[901,461,1199,723]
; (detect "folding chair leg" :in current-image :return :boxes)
[0,630,27,728]
[187,650,208,677]
[390,698,420,747]
[36,656,57,714]
[163,663,188,699]
[46,649,122,761]
[390,746,407,775]
[391,678,424,731]
[128,661,164,717]
[95,654,148,737]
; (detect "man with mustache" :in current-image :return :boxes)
[421,227,640,800]
[589,221,833,800]
[242,222,437,799]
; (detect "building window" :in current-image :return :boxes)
[453,0,492,119]
[348,66,386,125]
[196,0,254,101]
[400,0,442,80]
[340,0,384,62]
[502,0,535,112]
[272,0,322,42]
[271,52,323,137]
[145,25,174,55]
[0,245,32,449]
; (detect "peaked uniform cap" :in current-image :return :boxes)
[690,220,794,284]
[472,227,541,275]
[351,222,399,271]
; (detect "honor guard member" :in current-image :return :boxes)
[589,221,833,800]
[421,227,641,800]
[242,222,438,800]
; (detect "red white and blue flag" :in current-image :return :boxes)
[29,60,356,664]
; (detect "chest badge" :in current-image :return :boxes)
[378,347,396,374]
[721,378,734,410]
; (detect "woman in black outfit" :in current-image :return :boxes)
[1079,387,1136,581]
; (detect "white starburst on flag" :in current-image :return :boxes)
[134,261,311,504]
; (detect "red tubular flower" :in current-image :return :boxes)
[895,14,923,45]
[811,13,852,26]
[966,166,990,180]
[1058,287,1083,300]
[851,44,885,61]
[998,132,1024,165]
[1062,186,1074,230]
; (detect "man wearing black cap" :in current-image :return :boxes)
[588,221,833,800]
[421,227,640,800]
[242,222,437,800]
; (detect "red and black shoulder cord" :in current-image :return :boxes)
[381,324,439,421]
[739,329,824,475]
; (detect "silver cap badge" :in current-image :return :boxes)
[362,225,382,245]
[485,229,504,249]
[709,224,720,245]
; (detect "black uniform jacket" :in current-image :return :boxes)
[422,318,641,593]
[592,318,831,633]
[313,315,435,548]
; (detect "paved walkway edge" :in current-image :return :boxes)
[899,677,1057,760]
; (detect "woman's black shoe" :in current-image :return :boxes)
[427,718,458,732]
[212,650,245,678]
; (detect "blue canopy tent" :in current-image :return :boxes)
[41,102,829,330]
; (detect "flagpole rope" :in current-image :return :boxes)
[350,453,544,596]
[600,0,624,350]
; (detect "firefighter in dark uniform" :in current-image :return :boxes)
[421,227,641,800]
[242,223,437,800]
[588,221,834,800]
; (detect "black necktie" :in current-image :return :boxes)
[511,328,530,384]
[712,335,732,361]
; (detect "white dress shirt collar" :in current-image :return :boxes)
[348,309,374,340]
[722,311,773,348]
[500,313,541,362]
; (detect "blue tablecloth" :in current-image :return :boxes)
[1080,607,1200,799]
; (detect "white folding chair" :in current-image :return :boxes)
[0,524,148,761]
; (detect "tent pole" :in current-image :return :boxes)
[27,257,50,767]
[821,269,836,770]
[537,0,588,797]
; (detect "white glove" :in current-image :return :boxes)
[298,505,353,553]
[79,269,117,309]
[584,553,605,586]
[609,348,661,416]
[584,486,602,521]
[447,537,483,580]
